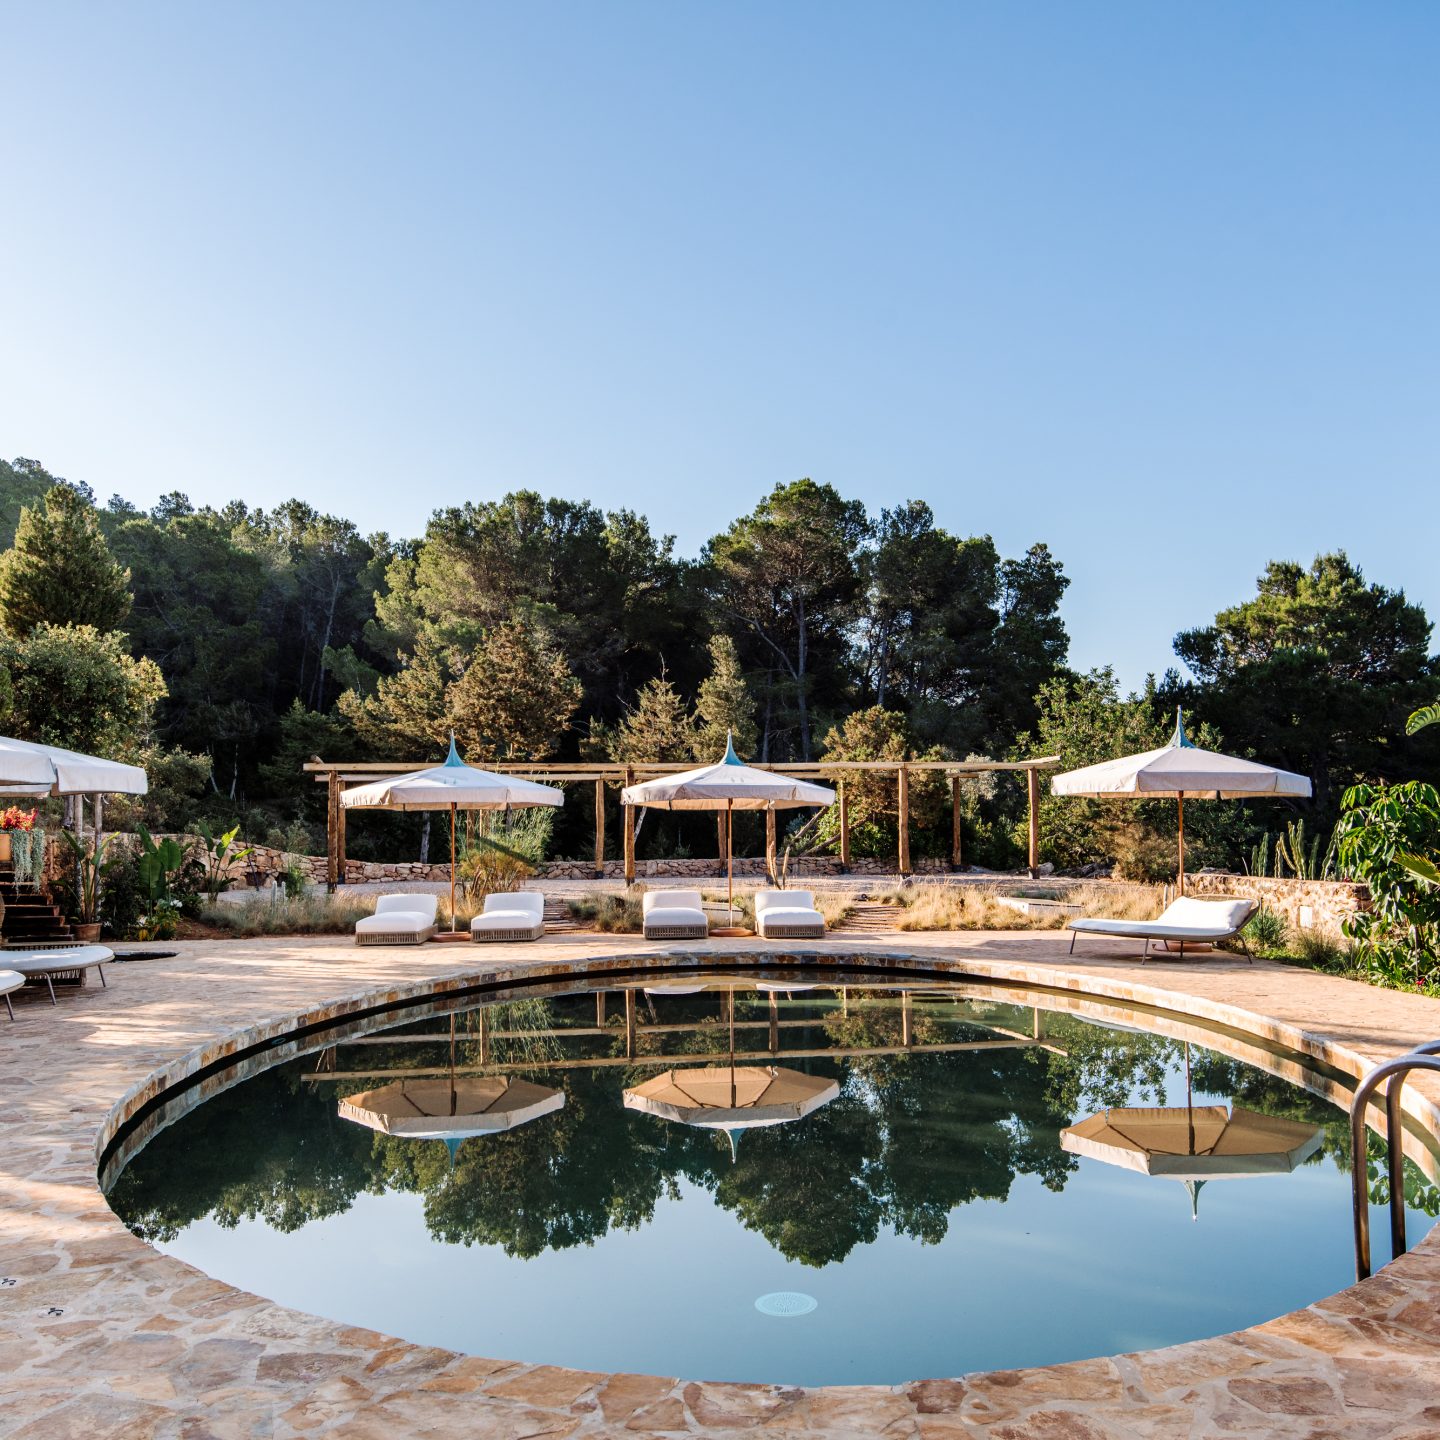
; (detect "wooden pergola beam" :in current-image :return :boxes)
[313,753,1058,883]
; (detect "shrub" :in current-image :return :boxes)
[1246,905,1288,949]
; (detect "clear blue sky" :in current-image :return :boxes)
[4,3,1437,688]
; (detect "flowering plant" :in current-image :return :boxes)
[0,806,37,832]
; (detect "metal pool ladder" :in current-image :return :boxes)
[1351,1039,1440,1280]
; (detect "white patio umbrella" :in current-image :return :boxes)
[620,734,835,931]
[1051,710,1311,893]
[0,736,148,796]
[340,738,564,936]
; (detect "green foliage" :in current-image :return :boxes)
[693,635,756,759]
[0,482,132,635]
[1246,905,1288,948]
[0,623,166,755]
[134,824,188,906]
[816,706,946,858]
[194,820,254,902]
[1173,552,1438,823]
[1274,817,1338,880]
[1336,781,1440,987]
[58,831,118,925]
[607,671,695,763]
[10,827,46,890]
[705,478,870,760]
[1407,701,1440,736]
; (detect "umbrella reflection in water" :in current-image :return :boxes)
[1060,1045,1324,1218]
[624,983,838,1161]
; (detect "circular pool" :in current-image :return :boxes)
[102,969,1439,1386]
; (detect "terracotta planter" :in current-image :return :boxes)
[0,833,11,863]
[74,922,102,943]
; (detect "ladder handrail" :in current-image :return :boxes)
[1351,1041,1440,1280]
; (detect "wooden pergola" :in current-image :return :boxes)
[304,756,1061,889]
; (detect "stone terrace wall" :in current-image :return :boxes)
[122,835,954,888]
[1188,871,1370,937]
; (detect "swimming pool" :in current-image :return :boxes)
[103,970,1438,1386]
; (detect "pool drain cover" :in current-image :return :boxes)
[755,1291,817,1317]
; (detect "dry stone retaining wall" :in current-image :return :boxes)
[1188,871,1370,936]
[119,835,954,887]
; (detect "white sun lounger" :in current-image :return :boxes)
[754,889,827,940]
[1067,897,1259,962]
[4,945,115,1004]
[471,891,545,943]
[642,889,709,941]
[0,968,23,1019]
[355,894,438,946]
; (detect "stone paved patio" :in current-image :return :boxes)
[4,930,1440,1438]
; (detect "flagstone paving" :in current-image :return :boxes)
[4,929,1440,1438]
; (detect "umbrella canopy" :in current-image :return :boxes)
[339,1076,565,1140]
[1061,1103,1324,1218]
[0,736,148,796]
[340,740,565,812]
[625,1064,838,1160]
[340,738,564,933]
[619,734,834,811]
[1050,710,1310,893]
[1050,715,1312,802]
[620,735,834,927]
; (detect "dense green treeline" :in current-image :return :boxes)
[0,454,1435,872]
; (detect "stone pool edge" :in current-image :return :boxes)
[7,938,1440,1438]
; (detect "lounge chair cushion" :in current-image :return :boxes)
[4,945,114,976]
[641,890,708,936]
[753,889,825,936]
[375,893,439,922]
[471,891,545,939]
[1069,896,1255,940]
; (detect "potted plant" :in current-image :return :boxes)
[59,831,113,942]
[0,805,37,865]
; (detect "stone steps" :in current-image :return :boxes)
[543,900,589,934]
[834,902,907,933]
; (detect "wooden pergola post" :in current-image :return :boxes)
[950,774,963,871]
[337,797,347,885]
[838,783,851,870]
[1027,767,1041,877]
[765,808,777,885]
[897,764,911,876]
[326,772,341,893]
[593,778,606,877]
[623,766,636,885]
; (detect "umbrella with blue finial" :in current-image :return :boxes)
[340,736,564,935]
[620,732,834,931]
[1051,709,1310,894]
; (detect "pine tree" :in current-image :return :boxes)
[694,635,756,759]
[609,672,696,763]
[446,619,582,762]
[0,484,133,636]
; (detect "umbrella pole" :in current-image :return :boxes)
[450,802,458,933]
[729,988,736,1107]
[727,798,734,928]
[1177,793,1186,897]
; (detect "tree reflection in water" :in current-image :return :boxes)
[107,987,1342,1267]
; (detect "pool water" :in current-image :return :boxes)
[105,974,1439,1385]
